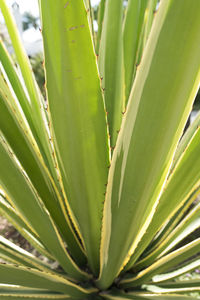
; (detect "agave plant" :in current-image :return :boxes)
[0,0,200,299]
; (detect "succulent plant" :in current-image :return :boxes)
[0,0,200,299]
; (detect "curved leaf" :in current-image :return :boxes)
[98,0,200,289]
[96,0,106,55]
[39,0,110,274]
[121,238,200,288]
[0,138,88,280]
[0,235,54,273]
[0,264,96,298]
[0,0,58,183]
[127,127,200,271]
[99,0,125,148]
[0,194,53,260]
[0,76,85,264]
[134,202,200,272]
[156,280,200,288]
[101,290,197,300]
[143,284,200,294]
[0,286,70,300]
[172,111,200,171]
[123,0,148,103]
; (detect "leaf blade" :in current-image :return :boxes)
[121,238,200,287]
[127,127,200,271]
[0,264,96,298]
[123,0,148,103]
[0,138,88,280]
[39,0,110,274]
[99,0,125,148]
[0,76,85,264]
[98,0,200,289]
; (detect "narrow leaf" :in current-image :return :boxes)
[96,0,106,55]
[128,294,198,300]
[172,111,200,171]
[0,138,88,280]
[0,264,96,298]
[121,238,200,288]
[142,0,158,48]
[0,77,85,264]
[101,290,197,299]
[39,0,109,274]
[123,0,148,103]
[134,202,200,272]
[145,187,200,253]
[99,0,125,148]
[144,284,200,294]
[0,0,57,182]
[151,257,200,283]
[0,194,53,260]
[98,0,200,289]
[127,127,200,271]
[0,235,54,273]
[157,280,200,288]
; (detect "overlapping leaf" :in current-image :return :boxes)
[98,0,200,289]
[39,0,110,275]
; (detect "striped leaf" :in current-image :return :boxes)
[133,203,200,272]
[0,138,87,280]
[98,0,200,289]
[123,0,148,103]
[0,264,96,298]
[98,0,125,148]
[0,195,53,259]
[0,0,58,183]
[96,0,106,55]
[127,127,200,271]
[121,238,200,288]
[39,0,109,275]
[0,74,85,264]
[101,291,197,300]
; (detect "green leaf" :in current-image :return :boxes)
[0,194,39,240]
[97,0,200,289]
[156,280,200,288]
[133,202,200,272]
[134,0,157,75]
[172,111,200,171]
[123,0,148,103]
[0,138,88,280]
[145,187,200,254]
[0,76,85,264]
[0,41,32,132]
[0,295,69,300]
[0,235,55,273]
[101,294,147,300]
[127,127,200,271]
[127,294,198,300]
[0,286,71,300]
[99,0,125,148]
[0,1,42,111]
[0,194,53,260]
[83,0,95,47]
[0,0,58,182]
[142,0,158,48]
[0,264,96,298]
[0,40,63,196]
[101,290,197,299]
[143,284,200,294]
[96,0,106,55]
[39,0,109,274]
[151,257,200,283]
[120,238,200,288]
